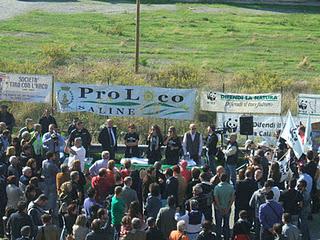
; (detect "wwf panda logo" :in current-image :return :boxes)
[207,92,217,101]
[290,127,299,141]
[298,100,308,110]
[223,118,238,133]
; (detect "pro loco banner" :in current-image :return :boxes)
[298,93,320,116]
[0,73,52,103]
[55,82,196,120]
[200,91,281,114]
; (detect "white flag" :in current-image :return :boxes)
[304,114,312,153]
[280,111,304,158]
[279,151,292,183]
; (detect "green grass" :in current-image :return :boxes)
[0,4,320,80]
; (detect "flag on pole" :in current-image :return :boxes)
[279,151,292,183]
[304,114,312,153]
[280,111,304,159]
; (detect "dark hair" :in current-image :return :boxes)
[266,190,274,200]
[173,165,180,174]
[168,196,176,208]
[147,217,155,226]
[200,172,211,182]
[165,168,173,177]
[67,203,77,215]
[273,223,282,235]
[20,225,31,237]
[220,173,228,182]
[87,188,96,198]
[202,165,210,173]
[128,201,141,219]
[264,179,274,188]
[150,183,160,197]
[41,214,52,224]
[91,219,101,232]
[244,170,253,179]
[299,179,307,188]
[191,167,201,179]
[239,210,248,219]
[201,220,213,232]
[283,213,291,223]
[97,208,106,219]
[289,179,297,189]
[17,201,27,212]
[306,150,314,161]
[46,151,55,159]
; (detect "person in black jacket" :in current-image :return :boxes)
[38,109,57,134]
[164,168,178,206]
[85,219,105,240]
[7,201,35,240]
[0,165,7,237]
[197,221,216,240]
[232,210,252,240]
[0,105,15,133]
[146,217,165,240]
[67,121,92,155]
[206,125,218,175]
[98,119,117,160]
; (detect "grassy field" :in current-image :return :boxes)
[0,4,320,81]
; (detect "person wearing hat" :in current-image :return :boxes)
[0,105,15,132]
[98,119,117,160]
[27,194,48,227]
[223,133,239,187]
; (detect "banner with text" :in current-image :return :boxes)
[0,73,52,103]
[298,94,320,116]
[55,83,196,120]
[201,91,281,114]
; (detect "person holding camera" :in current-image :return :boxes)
[42,124,65,155]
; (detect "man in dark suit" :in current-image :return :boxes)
[235,170,258,224]
[206,125,218,175]
[98,119,117,160]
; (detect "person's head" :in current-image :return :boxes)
[177,220,186,233]
[48,124,56,133]
[76,121,84,130]
[115,186,122,197]
[297,179,307,191]
[265,190,274,201]
[0,105,8,113]
[91,219,102,232]
[191,167,201,180]
[26,158,37,169]
[124,159,131,170]
[173,165,180,175]
[193,184,203,196]
[60,164,69,174]
[35,194,49,207]
[71,160,81,172]
[29,176,39,186]
[189,123,197,134]
[87,187,96,199]
[165,168,173,177]
[74,137,82,148]
[131,218,141,230]
[41,214,52,225]
[122,215,131,226]
[124,176,132,187]
[154,161,162,171]
[98,168,107,177]
[200,172,211,182]
[270,162,280,174]
[6,146,16,157]
[190,199,199,210]
[102,151,110,161]
[180,160,188,170]
[244,169,253,179]
[128,201,140,217]
[46,151,55,161]
[147,217,156,228]
[34,123,41,133]
[97,208,108,220]
[17,201,27,213]
[201,221,213,233]
[128,123,135,133]
[273,223,282,236]
[207,125,215,134]
[107,160,115,171]
[74,214,87,227]
[150,183,160,197]
[167,196,176,208]
[22,166,32,178]
[7,175,17,184]
[307,150,314,161]
[220,173,229,183]
[298,164,306,175]
[239,210,248,220]
[254,169,263,181]
[70,171,80,182]
[20,225,31,237]
[282,213,291,224]
[25,118,33,129]
[67,203,78,215]
[168,126,177,137]
[147,166,156,177]
[9,155,18,166]
[216,166,225,176]
[106,119,113,128]
[264,179,274,192]
[229,133,237,143]
[252,155,261,166]
[289,179,297,189]
[150,125,161,136]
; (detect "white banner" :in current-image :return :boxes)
[279,151,292,183]
[298,94,320,116]
[55,83,196,120]
[0,73,52,103]
[201,91,281,114]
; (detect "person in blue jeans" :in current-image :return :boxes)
[214,173,235,240]
[223,133,238,187]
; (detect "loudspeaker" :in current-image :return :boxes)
[240,116,253,135]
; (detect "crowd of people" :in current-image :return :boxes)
[0,104,319,240]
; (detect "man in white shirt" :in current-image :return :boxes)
[182,123,203,164]
[89,151,110,176]
[68,137,86,171]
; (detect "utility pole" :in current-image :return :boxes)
[135,0,141,74]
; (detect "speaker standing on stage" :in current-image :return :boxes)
[98,119,117,160]
[182,123,203,164]
[206,125,218,175]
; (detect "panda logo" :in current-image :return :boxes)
[207,92,217,102]
[223,118,238,133]
[298,99,315,114]
[298,100,308,111]
[289,127,299,142]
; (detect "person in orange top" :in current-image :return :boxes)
[180,160,191,183]
[56,164,70,195]
[169,220,189,240]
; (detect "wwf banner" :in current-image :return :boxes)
[200,91,282,114]
[298,94,320,116]
[55,82,196,120]
[0,73,52,103]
